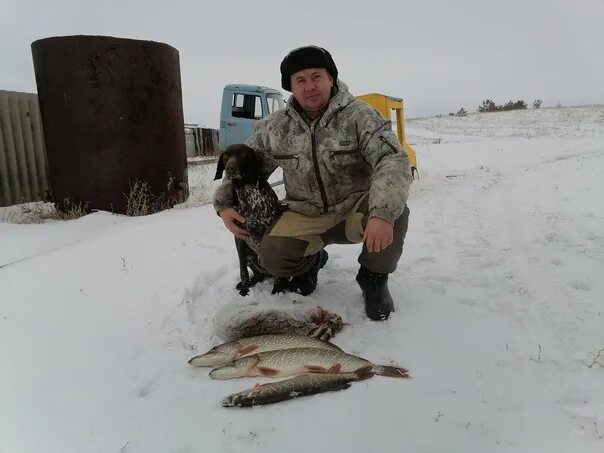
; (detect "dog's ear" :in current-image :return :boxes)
[244,147,263,182]
[255,155,264,182]
[214,153,225,180]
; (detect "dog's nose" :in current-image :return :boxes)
[225,158,237,175]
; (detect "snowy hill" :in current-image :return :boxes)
[1,106,603,453]
[407,105,604,144]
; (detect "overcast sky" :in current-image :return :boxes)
[2,0,603,125]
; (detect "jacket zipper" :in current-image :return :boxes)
[311,124,329,213]
[379,136,399,153]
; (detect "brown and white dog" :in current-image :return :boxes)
[214,144,288,295]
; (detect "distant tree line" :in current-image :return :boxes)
[445,99,544,117]
[478,99,529,112]
[448,107,467,117]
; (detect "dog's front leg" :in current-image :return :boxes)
[271,277,290,294]
[235,238,251,296]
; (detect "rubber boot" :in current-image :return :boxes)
[288,250,329,296]
[355,266,394,321]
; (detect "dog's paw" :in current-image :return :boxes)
[271,277,290,294]
[236,281,250,296]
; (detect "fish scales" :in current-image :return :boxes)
[258,348,370,371]
[236,334,341,350]
[209,347,409,379]
[189,334,341,367]
[221,367,374,407]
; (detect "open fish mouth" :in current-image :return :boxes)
[209,356,260,379]
[188,352,232,367]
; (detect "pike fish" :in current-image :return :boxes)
[221,366,374,407]
[188,334,342,367]
[209,347,409,380]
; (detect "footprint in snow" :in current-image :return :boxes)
[413,256,436,265]
[570,280,592,291]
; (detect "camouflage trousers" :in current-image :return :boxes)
[258,193,410,277]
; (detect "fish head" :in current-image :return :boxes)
[188,344,235,367]
[221,390,257,408]
[209,356,259,379]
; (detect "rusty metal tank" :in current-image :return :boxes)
[31,35,188,214]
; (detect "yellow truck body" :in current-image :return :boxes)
[356,93,418,178]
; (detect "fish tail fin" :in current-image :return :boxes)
[372,365,410,379]
[354,365,375,381]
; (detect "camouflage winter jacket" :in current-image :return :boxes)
[213,81,412,224]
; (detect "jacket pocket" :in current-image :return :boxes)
[273,153,300,169]
[330,149,360,158]
[329,149,362,171]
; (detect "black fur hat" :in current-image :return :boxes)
[280,45,338,92]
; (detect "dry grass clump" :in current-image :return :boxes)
[1,179,182,222]
[0,200,89,224]
[124,180,175,217]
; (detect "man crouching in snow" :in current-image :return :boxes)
[213,45,412,321]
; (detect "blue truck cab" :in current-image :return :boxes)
[219,84,285,151]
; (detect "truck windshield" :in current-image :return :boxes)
[266,93,285,114]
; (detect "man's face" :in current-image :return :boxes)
[290,68,333,116]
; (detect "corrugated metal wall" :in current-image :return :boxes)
[0,90,50,206]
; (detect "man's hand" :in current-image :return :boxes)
[219,208,248,239]
[362,217,394,253]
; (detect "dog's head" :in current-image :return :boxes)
[214,144,262,182]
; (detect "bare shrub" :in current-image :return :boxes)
[53,198,90,220]
[124,180,174,217]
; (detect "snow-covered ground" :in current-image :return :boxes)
[1,106,603,453]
